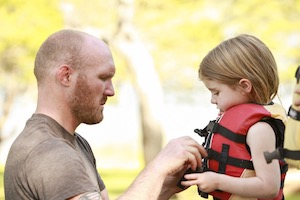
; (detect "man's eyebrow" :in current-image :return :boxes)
[99,71,115,78]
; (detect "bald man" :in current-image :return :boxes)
[4,29,207,200]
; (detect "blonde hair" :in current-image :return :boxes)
[199,34,279,104]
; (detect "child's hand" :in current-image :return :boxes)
[180,171,219,193]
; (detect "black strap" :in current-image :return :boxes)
[218,144,229,173]
[208,148,254,170]
[281,163,289,174]
[281,148,300,160]
[288,106,300,121]
[206,121,246,143]
[194,120,217,137]
[266,148,300,162]
[295,65,300,83]
[288,65,300,120]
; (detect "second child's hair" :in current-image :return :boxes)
[199,34,279,104]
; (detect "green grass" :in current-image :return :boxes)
[0,166,3,200]
[100,168,140,198]
[1,167,300,200]
[100,167,211,200]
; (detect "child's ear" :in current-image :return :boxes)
[239,78,252,93]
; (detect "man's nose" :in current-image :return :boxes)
[105,81,115,97]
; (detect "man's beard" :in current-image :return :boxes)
[70,74,103,125]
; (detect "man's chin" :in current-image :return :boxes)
[84,116,104,125]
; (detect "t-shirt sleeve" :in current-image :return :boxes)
[24,139,100,200]
[76,133,106,191]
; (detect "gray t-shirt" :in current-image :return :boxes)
[4,114,105,200]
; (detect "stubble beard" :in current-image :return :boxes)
[70,74,104,125]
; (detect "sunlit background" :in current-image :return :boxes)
[1,0,300,199]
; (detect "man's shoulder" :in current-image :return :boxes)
[6,114,78,171]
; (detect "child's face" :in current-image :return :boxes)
[203,79,250,113]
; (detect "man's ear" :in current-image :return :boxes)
[239,78,252,93]
[56,65,73,86]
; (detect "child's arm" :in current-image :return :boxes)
[181,121,281,198]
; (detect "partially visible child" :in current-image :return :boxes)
[181,34,288,200]
[280,65,300,168]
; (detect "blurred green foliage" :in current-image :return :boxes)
[135,0,300,89]
[1,0,300,92]
[1,1,300,198]
[0,0,63,86]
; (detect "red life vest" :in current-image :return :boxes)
[199,103,288,200]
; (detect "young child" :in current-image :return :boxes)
[181,34,288,200]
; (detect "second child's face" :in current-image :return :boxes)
[203,79,250,113]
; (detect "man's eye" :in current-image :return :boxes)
[99,76,107,81]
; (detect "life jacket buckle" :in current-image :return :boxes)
[194,120,216,137]
[207,120,217,133]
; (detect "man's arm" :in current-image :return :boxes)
[70,136,206,200]
[117,136,207,200]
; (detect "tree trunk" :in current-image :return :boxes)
[111,0,165,165]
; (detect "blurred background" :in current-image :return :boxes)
[0,0,300,199]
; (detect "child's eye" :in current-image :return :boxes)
[213,92,219,95]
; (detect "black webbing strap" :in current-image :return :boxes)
[265,148,300,163]
[288,106,300,121]
[218,144,229,173]
[280,164,289,189]
[206,121,246,144]
[208,148,254,170]
[295,65,300,83]
[281,163,289,174]
[194,120,217,137]
[281,148,300,160]
[288,65,300,120]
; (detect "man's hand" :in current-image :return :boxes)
[156,136,207,175]
[154,136,207,199]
